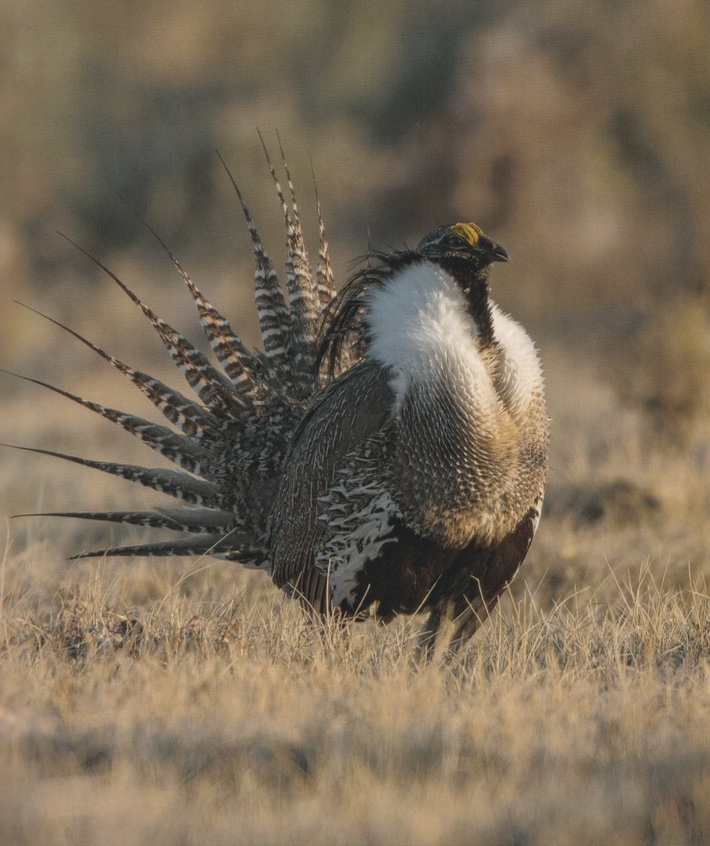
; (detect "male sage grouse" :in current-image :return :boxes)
[8,152,549,652]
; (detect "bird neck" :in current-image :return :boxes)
[436,258,495,350]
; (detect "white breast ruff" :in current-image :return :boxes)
[365,261,499,419]
[490,303,544,421]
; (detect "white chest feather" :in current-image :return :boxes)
[366,262,497,415]
[490,303,544,421]
[365,261,543,423]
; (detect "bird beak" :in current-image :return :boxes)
[491,243,510,262]
[477,235,509,263]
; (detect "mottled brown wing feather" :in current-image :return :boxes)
[271,360,394,605]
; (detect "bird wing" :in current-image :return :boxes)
[270,360,394,606]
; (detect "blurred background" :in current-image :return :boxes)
[1,0,710,561]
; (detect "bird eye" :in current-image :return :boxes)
[445,235,468,249]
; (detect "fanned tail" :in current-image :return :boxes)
[7,146,344,567]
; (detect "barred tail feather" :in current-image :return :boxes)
[218,154,292,378]
[110,278,241,415]
[259,135,319,390]
[140,221,267,404]
[314,180,337,308]
[277,135,323,341]
[6,445,223,507]
[67,536,249,561]
[15,507,235,534]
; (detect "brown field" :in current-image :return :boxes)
[2,329,710,846]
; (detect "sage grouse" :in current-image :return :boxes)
[10,160,548,651]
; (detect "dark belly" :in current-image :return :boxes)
[340,507,537,621]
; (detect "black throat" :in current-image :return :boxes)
[439,257,496,349]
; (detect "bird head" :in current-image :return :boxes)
[415,223,509,272]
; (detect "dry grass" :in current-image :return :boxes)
[1,342,710,846]
[1,555,710,846]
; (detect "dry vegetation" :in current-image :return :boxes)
[1,343,710,846]
[3,1,710,843]
[2,575,710,846]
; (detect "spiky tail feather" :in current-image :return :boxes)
[8,142,341,565]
